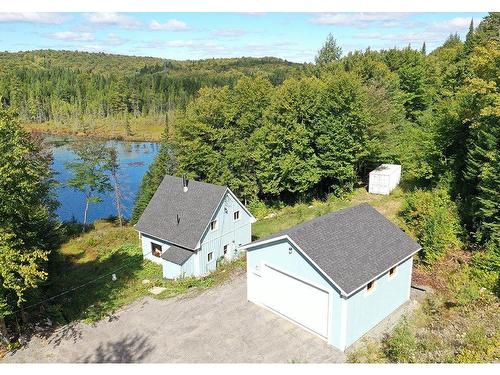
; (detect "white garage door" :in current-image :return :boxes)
[261,264,329,338]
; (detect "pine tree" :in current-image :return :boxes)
[315,33,343,66]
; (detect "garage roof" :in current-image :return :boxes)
[246,204,421,296]
[134,175,228,250]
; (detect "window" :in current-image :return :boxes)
[209,220,217,231]
[366,280,375,293]
[208,252,213,262]
[151,243,162,258]
[223,244,228,255]
[233,211,240,221]
[389,266,397,278]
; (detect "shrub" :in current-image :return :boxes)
[400,188,462,264]
[383,318,417,363]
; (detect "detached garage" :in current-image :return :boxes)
[243,204,421,351]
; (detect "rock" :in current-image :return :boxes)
[46,318,52,327]
[142,279,151,284]
[148,286,167,295]
[264,213,277,219]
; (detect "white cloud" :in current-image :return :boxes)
[311,12,411,28]
[50,31,94,42]
[431,17,474,31]
[212,28,247,37]
[149,19,188,31]
[85,12,141,29]
[104,33,127,46]
[0,12,69,24]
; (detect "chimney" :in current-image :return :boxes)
[182,175,189,193]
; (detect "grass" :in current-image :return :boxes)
[252,187,404,240]
[44,219,246,325]
[24,115,165,142]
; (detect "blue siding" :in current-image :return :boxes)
[246,239,344,349]
[344,256,413,347]
[140,233,192,279]
[198,191,253,276]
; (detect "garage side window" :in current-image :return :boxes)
[389,266,397,278]
[366,280,376,294]
[208,252,213,262]
[151,242,162,257]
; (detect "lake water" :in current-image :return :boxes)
[46,135,159,223]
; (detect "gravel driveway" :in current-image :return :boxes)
[2,273,345,363]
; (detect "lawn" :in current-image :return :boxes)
[43,187,403,325]
[45,220,246,324]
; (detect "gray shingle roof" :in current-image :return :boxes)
[249,203,421,295]
[134,175,227,249]
[161,245,194,265]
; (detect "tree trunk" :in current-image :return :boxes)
[83,198,89,232]
[0,317,8,344]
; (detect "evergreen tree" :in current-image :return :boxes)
[315,33,343,66]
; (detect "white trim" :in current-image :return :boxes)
[226,187,256,223]
[135,229,198,251]
[263,262,331,294]
[243,237,421,298]
[243,235,349,296]
[345,249,421,297]
[339,296,348,350]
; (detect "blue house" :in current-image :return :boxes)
[134,175,255,279]
[242,204,421,351]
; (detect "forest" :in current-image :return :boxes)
[0,12,498,362]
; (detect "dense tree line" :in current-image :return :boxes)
[135,13,499,251]
[0,50,304,124]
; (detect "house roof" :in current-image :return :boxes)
[245,203,421,296]
[161,244,194,265]
[134,175,228,250]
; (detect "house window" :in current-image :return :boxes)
[366,280,375,293]
[223,245,228,255]
[151,243,162,258]
[208,252,213,262]
[210,220,217,231]
[389,266,397,278]
[233,211,240,221]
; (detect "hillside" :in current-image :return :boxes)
[0,49,305,140]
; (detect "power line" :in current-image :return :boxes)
[6,248,155,317]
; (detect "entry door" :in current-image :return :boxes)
[261,264,329,338]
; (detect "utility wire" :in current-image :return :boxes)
[6,248,155,317]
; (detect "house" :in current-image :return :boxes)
[368,164,402,195]
[242,203,420,351]
[134,175,256,279]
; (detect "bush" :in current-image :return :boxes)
[383,318,417,363]
[400,188,462,264]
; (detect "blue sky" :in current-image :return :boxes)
[0,12,488,62]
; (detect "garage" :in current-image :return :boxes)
[260,264,330,338]
[244,204,422,351]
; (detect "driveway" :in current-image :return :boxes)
[2,273,345,363]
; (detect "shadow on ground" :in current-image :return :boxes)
[79,333,155,363]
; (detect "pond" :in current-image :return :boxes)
[45,135,159,223]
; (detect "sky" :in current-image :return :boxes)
[0,12,489,62]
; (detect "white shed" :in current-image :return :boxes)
[368,164,401,195]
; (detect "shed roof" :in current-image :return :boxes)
[134,175,228,250]
[246,203,420,296]
[160,244,194,265]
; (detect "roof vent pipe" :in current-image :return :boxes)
[182,175,188,193]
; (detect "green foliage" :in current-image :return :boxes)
[315,33,342,66]
[383,319,417,363]
[65,141,113,227]
[0,108,60,319]
[400,189,462,264]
